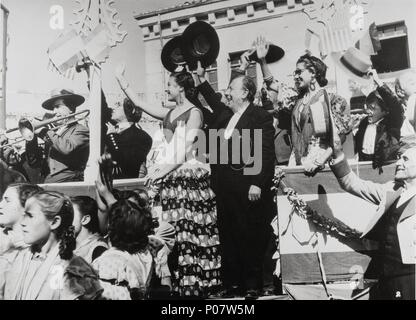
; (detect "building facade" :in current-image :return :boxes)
[135,0,416,107]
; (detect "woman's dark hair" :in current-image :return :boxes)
[7,183,43,207]
[170,71,203,108]
[123,98,143,123]
[108,200,156,254]
[31,191,76,260]
[70,196,100,234]
[114,189,150,210]
[297,53,329,87]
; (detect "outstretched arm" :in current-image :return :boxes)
[256,36,280,93]
[329,125,395,206]
[369,69,404,134]
[195,62,227,114]
[115,64,169,121]
[95,154,117,235]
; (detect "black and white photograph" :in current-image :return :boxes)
[0,0,415,304]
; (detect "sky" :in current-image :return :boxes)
[1,0,185,115]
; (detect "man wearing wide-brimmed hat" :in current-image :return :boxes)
[25,89,89,183]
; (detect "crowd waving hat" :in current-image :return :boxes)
[42,89,85,111]
[161,36,187,73]
[249,43,285,64]
[335,47,373,83]
[180,21,220,70]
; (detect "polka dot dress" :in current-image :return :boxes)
[159,167,221,298]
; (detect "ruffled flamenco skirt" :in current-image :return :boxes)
[159,164,221,298]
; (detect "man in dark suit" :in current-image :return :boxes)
[26,89,89,183]
[195,61,275,300]
[105,98,153,179]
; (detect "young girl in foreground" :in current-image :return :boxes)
[1,191,102,300]
[0,184,43,256]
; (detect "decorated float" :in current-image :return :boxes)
[0,0,410,300]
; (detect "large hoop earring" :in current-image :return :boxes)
[310,81,316,92]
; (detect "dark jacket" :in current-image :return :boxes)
[355,117,401,168]
[26,122,90,183]
[355,84,404,169]
[106,124,153,179]
[197,80,275,194]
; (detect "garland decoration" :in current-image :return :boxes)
[272,167,363,240]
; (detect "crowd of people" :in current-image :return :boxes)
[0,29,416,300]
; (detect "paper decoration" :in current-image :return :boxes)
[48,0,127,77]
[303,0,371,57]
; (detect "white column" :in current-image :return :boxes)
[266,1,275,13]
[208,12,216,24]
[141,26,150,37]
[247,5,254,17]
[83,0,102,183]
[171,20,179,32]
[227,9,235,21]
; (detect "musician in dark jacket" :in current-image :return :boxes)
[355,73,404,170]
[26,89,89,183]
[195,59,275,300]
[105,98,153,179]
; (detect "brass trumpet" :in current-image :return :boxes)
[0,110,90,149]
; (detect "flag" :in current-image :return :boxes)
[84,24,112,65]
[355,22,382,56]
[276,163,395,285]
[305,8,355,57]
[47,29,86,76]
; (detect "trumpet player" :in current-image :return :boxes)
[26,89,89,183]
[0,129,28,180]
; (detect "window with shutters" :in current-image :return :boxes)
[198,61,218,108]
[371,21,410,73]
[205,61,218,92]
[229,51,258,85]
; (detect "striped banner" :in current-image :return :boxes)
[277,162,395,287]
[320,7,354,56]
[47,25,113,78]
[83,24,112,65]
[305,2,359,57]
[47,29,86,75]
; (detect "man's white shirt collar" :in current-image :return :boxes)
[224,104,249,140]
[116,122,132,134]
[362,118,383,155]
[397,185,416,208]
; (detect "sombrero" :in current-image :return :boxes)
[249,44,285,64]
[161,36,187,73]
[42,89,85,111]
[181,21,220,70]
